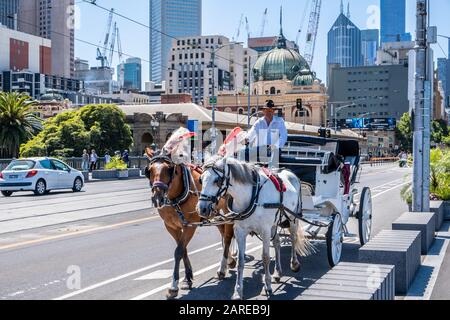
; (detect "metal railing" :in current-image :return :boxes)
[361,157,400,167]
[0,157,150,171]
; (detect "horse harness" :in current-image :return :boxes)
[147,155,200,226]
[199,161,303,233]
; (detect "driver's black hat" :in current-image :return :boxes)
[262,100,275,110]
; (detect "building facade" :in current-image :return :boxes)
[18,0,75,78]
[0,25,52,74]
[74,58,118,95]
[328,64,409,129]
[0,0,18,29]
[149,0,202,83]
[166,35,257,105]
[327,10,363,70]
[361,29,379,66]
[123,58,142,91]
[437,57,450,109]
[380,0,411,44]
[377,41,414,66]
[248,36,298,56]
[214,31,328,128]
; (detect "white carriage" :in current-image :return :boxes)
[277,135,373,267]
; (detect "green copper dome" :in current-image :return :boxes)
[293,69,316,86]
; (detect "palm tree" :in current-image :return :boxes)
[0,92,42,158]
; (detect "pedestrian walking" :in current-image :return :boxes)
[122,150,130,168]
[90,149,98,172]
[105,152,111,165]
[81,149,89,171]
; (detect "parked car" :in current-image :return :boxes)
[0,158,84,197]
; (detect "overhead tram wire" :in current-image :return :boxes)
[80,0,246,68]
[0,12,172,75]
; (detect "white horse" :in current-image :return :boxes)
[197,156,313,300]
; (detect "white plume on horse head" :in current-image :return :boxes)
[218,127,248,158]
[163,127,195,164]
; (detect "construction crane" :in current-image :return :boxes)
[438,35,449,58]
[116,26,125,89]
[233,14,244,41]
[303,0,322,68]
[295,0,311,46]
[245,17,251,40]
[108,22,118,68]
[259,8,268,37]
[96,8,114,68]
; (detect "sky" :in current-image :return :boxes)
[75,0,450,87]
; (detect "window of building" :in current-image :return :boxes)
[270,87,276,95]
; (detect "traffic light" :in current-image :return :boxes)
[296,98,303,110]
[318,129,332,138]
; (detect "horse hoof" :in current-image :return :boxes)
[273,276,281,284]
[166,289,179,299]
[180,281,193,291]
[228,259,237,270]
[263,289,273,297]
[232,293,243,300]
[291,263,301,273]
[217,272,226,281]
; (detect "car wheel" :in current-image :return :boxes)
[73,177,83,192]
[1,191,13,197]
[34,179,47,196]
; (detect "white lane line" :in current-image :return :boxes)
[130,245,263,300]
[53,241,222,300]
[372,181,410,199]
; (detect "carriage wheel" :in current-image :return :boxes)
[326,213,344,268]
[358,187,373,246]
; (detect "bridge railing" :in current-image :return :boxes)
[0,157,150,171]
[361,157,400,167]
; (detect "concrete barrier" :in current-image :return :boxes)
[392,212,436,254]
[92,170,117,180]
[359,230,421,294]
[430,201,444,231]
[128,168,141,178]
[445,201,450,220]
[298,262,395,300]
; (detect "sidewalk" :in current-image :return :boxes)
[431,221,450,300]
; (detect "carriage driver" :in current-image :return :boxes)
[245,100,288,167]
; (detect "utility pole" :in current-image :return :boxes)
[412,0,431,212]
[247,56,251,129]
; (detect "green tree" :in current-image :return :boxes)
[79,104,133,154]
[396,113,413,152]
[0,92,42,158]
[20,104,132,158]
[431,119,450,145]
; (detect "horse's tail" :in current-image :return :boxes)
[293,221,315,257]
[291,174,315,257]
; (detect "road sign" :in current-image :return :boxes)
[209,97,217,104]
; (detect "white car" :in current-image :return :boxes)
[0,158,84,197]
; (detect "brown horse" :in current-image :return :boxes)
[145,148,235,299]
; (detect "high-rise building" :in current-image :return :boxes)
[361,29,379,66]
[380,0,411,44]
[166,35,257,105]
[149,0,202,83]
[327,5,363,69]
[18,0,75,78]
[438,58,450,108]
[0,0,18,29]
[123,57,142,91]
[248,36,298,56]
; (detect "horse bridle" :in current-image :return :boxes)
[199,161,232,206]
[146,155,176,196]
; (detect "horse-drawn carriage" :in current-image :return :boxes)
[278,135,373,267]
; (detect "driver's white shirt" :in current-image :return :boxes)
[247,116,288,149]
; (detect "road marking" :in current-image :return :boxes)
[0,216,159,251]
[372,182,410,199]
[53,242,223,300]
[130,245,263,300]
[135,269,183,281]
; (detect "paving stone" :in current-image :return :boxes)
[298,262,395,300]
[392,212,436,254]
[430,201,444,230]
[359,230,421,294]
